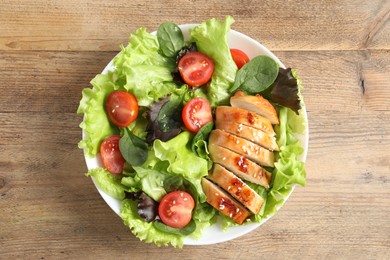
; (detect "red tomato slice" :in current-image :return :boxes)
[106,90,139,128]
[182,97,213,133]
[178,52,214,87]
[230,49,250,69]
[100,135,125,174]
[158,191,195,228]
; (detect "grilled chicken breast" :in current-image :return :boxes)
[230,91,279,125]
[208,164,264,214]
[215,106,275,136]
[201,178,250,224]
[209,129,275,167]
[215,121,279,151]
[208,144,271,188]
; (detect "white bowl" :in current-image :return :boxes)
[83,24,308,245]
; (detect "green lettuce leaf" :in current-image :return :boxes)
[121,199,183,248]
[129,167,167,202]
[190,202,217,239]
[113,28,177,107]
[77,73,119,158]
[152,131,209,202]
[262,106,306,218]
[85,168,126,200]
[190,16,238,107]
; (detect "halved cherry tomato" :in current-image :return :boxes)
[182,97,213,133]
[158,191,195,228]
[230,49,250,69]
[178,52,214,88]
[100,135,125,174]
[105,90,138,128]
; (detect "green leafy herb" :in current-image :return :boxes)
[191,122,214,155]
[266,68,302,114]
[119,128,148,166]
[230,55,279,94]
[191,122,214,169]
[153,220,196,236]
[158,96,183,132]
[136,192,159,223]
[146,96,182,144]
[157,22,185,58]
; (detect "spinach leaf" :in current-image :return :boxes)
[157,22,185,58]
[158,96,182,132]
[146,96,182,144]
[153,220,196,236]
[119,128,148,166]
[230,55,279,94]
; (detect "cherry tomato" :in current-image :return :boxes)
[182,97,213,133]
[158,191,195,228]
[230,49,250,69]
[105,90,138,128]
[178,52,214,87]
[100,135,125,174]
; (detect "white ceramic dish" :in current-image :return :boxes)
[83,24,308,245]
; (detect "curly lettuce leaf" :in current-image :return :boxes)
[85,168,126,200]
[152,131,208,203]
[261,106,306,218]
[113,28,177,107]
[190,16,238,107]
[125,167,167,202]
[77,74,119,158]
[121,199,183,248]
[190,202,217,239]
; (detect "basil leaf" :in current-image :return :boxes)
[119,128,148,166]
[230,55,279,94]
[153,220,196,236]
[158,96,182,132]
[157,22,185,58]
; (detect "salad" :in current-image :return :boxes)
[77,16,307,247]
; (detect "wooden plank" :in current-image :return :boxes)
[1,49,389,113]
[0,0,389,51]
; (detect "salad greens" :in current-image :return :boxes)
[78,16,307,248]
[119,128,148,166]
[157,22,185,58]
[77,74,120,158]
[266,68,303,114]
[190,16,238,107]
[85,168,126,200]
[230,55,279,94]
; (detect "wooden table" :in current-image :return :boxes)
[1,1,389,259]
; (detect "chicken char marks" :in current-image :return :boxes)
[202,93,279,223]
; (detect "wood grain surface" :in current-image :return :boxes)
[1,0,389,259]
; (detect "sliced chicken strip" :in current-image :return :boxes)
[201,178,250,224]
[230,91,279,124]
[216,121,279,151]
[208,144,271,188]
[215,106,275,136]
[208,164,264,214]
[209,129,275,167]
